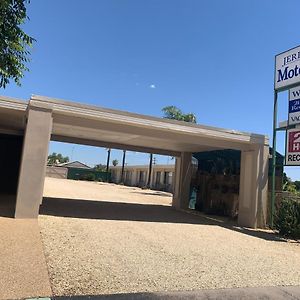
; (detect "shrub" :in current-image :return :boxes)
[274,198,300,239]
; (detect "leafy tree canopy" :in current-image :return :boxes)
[48,153,69,165]
[94,164,106,171]
[0,0,35,88]
[283,173,298,194]
[112,159,119,166]
[294,180,300,191]
[162,106,197,123]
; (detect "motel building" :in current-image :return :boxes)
[110,165,176,192]
[0,95,269,228]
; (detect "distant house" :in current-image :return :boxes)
[46,161,91,179]
[57,161,91,170]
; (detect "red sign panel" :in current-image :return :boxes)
[288,130,300,152]
[286,129,300,166]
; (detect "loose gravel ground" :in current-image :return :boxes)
[40,178,300,297]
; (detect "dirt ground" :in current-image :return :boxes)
[43,177,172,206]
[40,177,300,297]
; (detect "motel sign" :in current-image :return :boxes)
[272,44,300,225]
[274,45,300,166]
[289,86,300,125]
[286,85,300,166]
[275,45,300,90]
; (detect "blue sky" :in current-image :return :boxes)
[1,0,300,178]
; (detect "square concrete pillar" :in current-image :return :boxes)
[172,152,192,209]
[15,101,53,218]
[238,145,269,228]
[131,169,138,186]
[150,169,155,189]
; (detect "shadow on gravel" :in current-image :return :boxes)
[132,191,171,197]
[40,197,205,224]
[40,197,286,242]
[54,292,166,300]
[40,197,287,243]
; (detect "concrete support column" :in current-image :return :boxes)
[172,152,192,209]
[117,170,122,183]
[171,171,175,193]
[238,145,269,228]
[130,170,135,186]
[150,170,155,189]
[15,101,53,218]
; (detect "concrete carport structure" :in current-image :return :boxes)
[0,95,269,228]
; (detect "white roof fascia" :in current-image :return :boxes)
[31,95,268,146]
[0,96,28,112]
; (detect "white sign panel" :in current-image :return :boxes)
[275,45,300,90]
[285,128,300,165]
[288,86,300,125]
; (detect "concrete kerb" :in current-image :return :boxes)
[37,286,300,300]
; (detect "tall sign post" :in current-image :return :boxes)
[272,45,300,227]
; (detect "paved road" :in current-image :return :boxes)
[0,217,52,300]
[53,286,300,300]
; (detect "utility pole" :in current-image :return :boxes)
[106,148,111,182]
[121,150,126,184]
[271,91,278,227]
[147,153,153,188]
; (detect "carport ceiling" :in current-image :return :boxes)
[51,122,219,155]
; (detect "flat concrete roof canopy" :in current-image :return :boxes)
[0,95,268,156]
[0,94,269,228]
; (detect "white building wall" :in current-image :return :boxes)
[46,166,68,179]
[111,165,175,192]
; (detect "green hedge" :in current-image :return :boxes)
[274,198,300,239]
[79,173,96,181]
[67,167,111,182]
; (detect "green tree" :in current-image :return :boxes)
[94,164,106,171]
[162,106,197,123]
[47,153,69,165]
[0,0,35,88]
[112,159,118,166]
[294,180,300,192]
[162,106,197,161]
[283,172,297,194]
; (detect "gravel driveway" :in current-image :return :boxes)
[40,178,300,296]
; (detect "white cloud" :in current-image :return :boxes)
[149,84,156,89]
